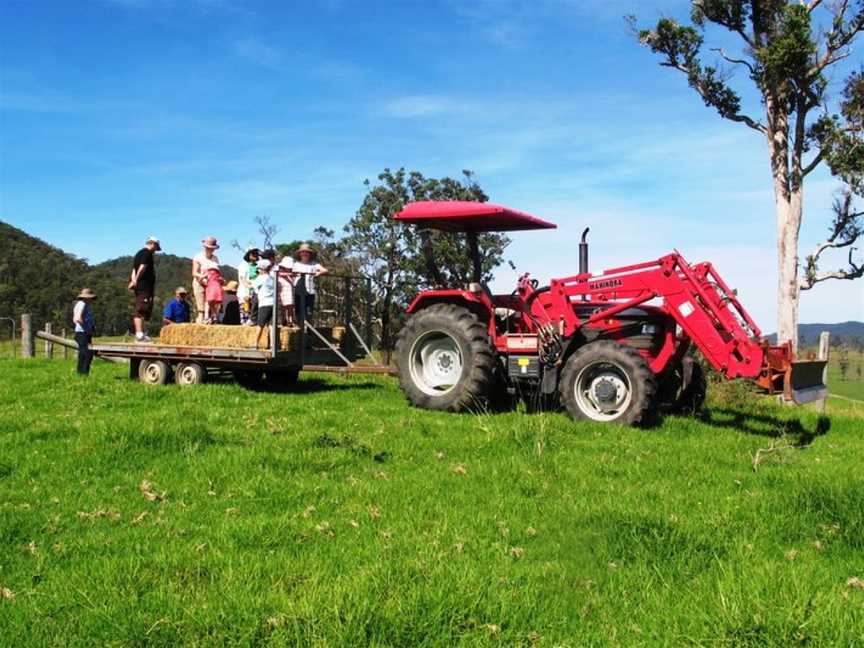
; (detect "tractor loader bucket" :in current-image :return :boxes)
[784,359,828,404]
[757,343,827,404]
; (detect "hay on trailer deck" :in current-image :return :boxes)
[159,324,298,350]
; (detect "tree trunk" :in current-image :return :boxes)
[775,189,802,351]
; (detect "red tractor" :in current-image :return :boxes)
[393,201,827,425]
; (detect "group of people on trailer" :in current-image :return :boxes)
[70,234,329,374]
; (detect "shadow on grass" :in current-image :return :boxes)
[698,407,830,444]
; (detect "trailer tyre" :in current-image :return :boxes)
[175,362,205,386]
[559,341,657,426]
[396,303,495,412]
[138,359,171,386]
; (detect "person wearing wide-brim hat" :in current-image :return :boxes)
[221,280,241,325]
[192,236,221,323]
[72,288,97,375]
[293,243,328,321]
[163,286,191,326]
[238,247,260,326]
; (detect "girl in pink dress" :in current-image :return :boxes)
[204,267,224,324]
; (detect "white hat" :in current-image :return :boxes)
[146,236,161,250]
[257,259,272,270]
[278,257,294,269]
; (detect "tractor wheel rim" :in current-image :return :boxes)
[574,361,633,422]
[409,330,463,396]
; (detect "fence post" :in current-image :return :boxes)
[44,323,53,359]
[62,329,69,359]
[817,331,830,413]
[21,314,34,358]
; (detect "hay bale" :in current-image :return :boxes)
[159,324,298,350]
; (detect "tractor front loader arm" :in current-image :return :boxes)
[545,252,826,404]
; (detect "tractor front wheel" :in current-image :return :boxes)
[559,341,657,426]
[396,303,495,412]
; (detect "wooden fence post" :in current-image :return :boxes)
[44,323,53,359]
[21,314,34,358]
[817,331,830,413]
[62,329,69,359]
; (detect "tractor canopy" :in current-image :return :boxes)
[394,201,557,232]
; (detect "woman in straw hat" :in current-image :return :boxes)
[192,236,221,323]
[72,288,97,375]
[292,243,328,320]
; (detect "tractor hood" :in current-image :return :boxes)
[394,201,557,232]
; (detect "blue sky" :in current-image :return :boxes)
[1,0,862,328]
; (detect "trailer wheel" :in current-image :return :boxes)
[138,359,171,386]
[396,303,495,412]
[559,341,657,426]
[175,362,206,386]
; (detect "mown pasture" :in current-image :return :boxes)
[1,357,863,646]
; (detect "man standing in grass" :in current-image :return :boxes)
[72,288,96,375]
[129,236,160,343]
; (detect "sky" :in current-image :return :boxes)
[1,0,862,330]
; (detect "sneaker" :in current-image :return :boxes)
[135,335,153,344]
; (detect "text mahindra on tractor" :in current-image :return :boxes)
[393,201,827,426]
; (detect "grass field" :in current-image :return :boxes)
[1,357,863,646]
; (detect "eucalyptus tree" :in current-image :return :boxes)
[633,1,863,348]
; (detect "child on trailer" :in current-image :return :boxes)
[204,265,225,324]
[276,257,295,326]
[253,259,275,349]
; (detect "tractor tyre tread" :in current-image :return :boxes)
[395,303,495,413]
[559,340,658,426]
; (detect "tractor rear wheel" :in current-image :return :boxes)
[395,303,495,412]
[559,340,657,426]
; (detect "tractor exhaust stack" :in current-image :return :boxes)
[579,228,590,274]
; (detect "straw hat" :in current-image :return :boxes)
[201,236,220,249]
[77,288,97,300]
[224,280,239,293]
[295,243,315,258]
[175,286,188,294]
[243,247,259,262]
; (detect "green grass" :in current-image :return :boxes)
[1,359,864,646]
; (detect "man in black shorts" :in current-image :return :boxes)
[129,235,161,343]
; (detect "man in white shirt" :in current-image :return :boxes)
[253,259,275,349]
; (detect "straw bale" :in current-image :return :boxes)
[159,324,298,350]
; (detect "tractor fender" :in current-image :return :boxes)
[406,290,493,323]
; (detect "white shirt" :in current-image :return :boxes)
[237,262,253,300]
[254,273,275,307]
[292,261,322,294]
[193,251,220,274]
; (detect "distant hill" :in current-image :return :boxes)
[766,321,864,347]
[0,221,236,336]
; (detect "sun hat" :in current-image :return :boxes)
[224,280,239,293]
[295,243,315,258]
[175,286,188,294]
[202,236,220,249]
[146,236,162,251]
[243,247,260,262]
[257,259,272,270]
[278,257,294,269]
[77,288,97,300]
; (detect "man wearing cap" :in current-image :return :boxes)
[129,236,160,342]
[72,288,96,375]
[192,236,221,324]
[162,287,191,326]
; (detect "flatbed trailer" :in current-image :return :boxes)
[90,274,393,386]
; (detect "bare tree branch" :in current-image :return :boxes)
[801,149,825,176]
[709,48,756,75]
[806,0,824,13]
[800,191,864,289]
[811,0,863,77]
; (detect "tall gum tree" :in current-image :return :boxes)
[632,1,864,349]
